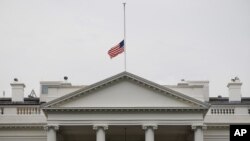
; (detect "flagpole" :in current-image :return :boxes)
[123,2,127,71]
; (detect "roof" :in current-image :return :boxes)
[42,71,210,109]
[0,98,40,105]
[209,97,250,105]
[1,97,249,106]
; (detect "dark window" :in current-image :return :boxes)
[0,107,3,115]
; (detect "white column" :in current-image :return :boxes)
[45,125,59,141]
[192,125,206,141]
[93,125,108,141]
[143,125,158,141]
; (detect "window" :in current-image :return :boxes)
[0,107,3,115]
[41,85,48,94]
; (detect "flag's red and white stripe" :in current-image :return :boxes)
[108,40,124,58]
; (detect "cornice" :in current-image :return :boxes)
[0,124,46,129]
[206,125,229,129]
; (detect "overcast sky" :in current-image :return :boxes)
[0,0,249,98]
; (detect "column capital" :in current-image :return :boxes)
[93,124,108,130]
[44,125,59,131]
[191,124,207,130]
[142,124,158,130]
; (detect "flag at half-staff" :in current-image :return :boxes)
[108,40,125,58]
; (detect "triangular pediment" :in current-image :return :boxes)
[42,72,209,109]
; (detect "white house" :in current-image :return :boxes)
[0,72,249,141]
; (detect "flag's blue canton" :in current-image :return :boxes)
[119,40,124,48]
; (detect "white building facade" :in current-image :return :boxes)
[0,72,249,141]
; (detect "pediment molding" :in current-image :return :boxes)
[43,107,207,112]
[42,72,210,109]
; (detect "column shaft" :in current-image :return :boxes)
[145,127,154,141]
[47,128,57,141]
[96,127,105,141]
[194,127,203,141]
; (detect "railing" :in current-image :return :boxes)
[17,107,41,115]
[211,108,234,115]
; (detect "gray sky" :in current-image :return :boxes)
[0,0,249,98]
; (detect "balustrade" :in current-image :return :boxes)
[17,107,41,115]
[210,108,234,115]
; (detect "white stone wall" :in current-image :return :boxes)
[0,128,46,141]
[205,105,250,124]
[204,128,229,141]
[0,106,46,124]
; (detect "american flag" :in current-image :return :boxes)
[108,40,125,58]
